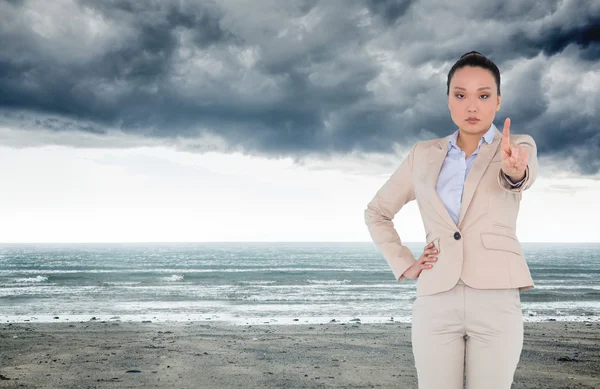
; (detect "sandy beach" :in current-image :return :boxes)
[0,320,599,389]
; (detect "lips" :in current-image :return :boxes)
[466,118,480,124]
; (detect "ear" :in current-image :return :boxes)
[496,94,502,111]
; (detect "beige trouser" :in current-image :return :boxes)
[411,278,523,389]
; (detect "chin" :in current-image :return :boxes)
[458,126,482,133]
[460,123,489,133]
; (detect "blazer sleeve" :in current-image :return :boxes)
[364,143,418,282]
[496,134,538,193]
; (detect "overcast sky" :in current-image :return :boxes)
[1,0,599,243]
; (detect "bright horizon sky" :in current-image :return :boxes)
[1,0,599,243]
[1,137,598,243]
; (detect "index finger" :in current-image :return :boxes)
[502,117,511,152]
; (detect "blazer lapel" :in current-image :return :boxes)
[457,126,503,226]
[426,134,459,230]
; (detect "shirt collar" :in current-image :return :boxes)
[449,123,495,151]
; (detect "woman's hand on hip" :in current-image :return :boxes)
[402,242,438,280]
[501,117,529,181]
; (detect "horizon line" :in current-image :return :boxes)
[0,241,598,245]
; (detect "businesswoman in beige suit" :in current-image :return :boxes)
[364,51,538,389]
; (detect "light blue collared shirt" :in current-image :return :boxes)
[436,124,523,225]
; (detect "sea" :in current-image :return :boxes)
[1,242,598,325]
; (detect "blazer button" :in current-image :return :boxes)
[454,232,461,240]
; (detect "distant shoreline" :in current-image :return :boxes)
[3,314,599,326]
[1,241,600,244]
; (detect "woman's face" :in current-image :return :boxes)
[448,66,501,136]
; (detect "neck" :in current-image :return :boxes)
[456,129,486,156]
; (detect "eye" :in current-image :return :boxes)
[480,94,490,99]
[455,93,464,99]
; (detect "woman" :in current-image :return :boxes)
[364,51,538,389]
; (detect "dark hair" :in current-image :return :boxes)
[446,51,501,96]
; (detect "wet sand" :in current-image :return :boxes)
[1,320,599,388]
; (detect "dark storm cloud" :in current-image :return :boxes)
[364,0,415,24]
[508,13,600,62]
[0,0,599,175]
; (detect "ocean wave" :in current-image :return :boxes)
[238,280,277,285]
[306,280,351,285]
[161,275,184,282]
[534,285,600,290]
[0,267,381,275]
[240,293,414,301]
[12,275,48,283]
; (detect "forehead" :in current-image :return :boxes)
[450,66,495,87]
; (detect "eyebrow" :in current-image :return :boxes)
[453,86,492,91]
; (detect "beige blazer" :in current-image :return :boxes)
[364,123,538,297]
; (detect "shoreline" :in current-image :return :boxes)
[1,321,599,388]
[3,313,599,326]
